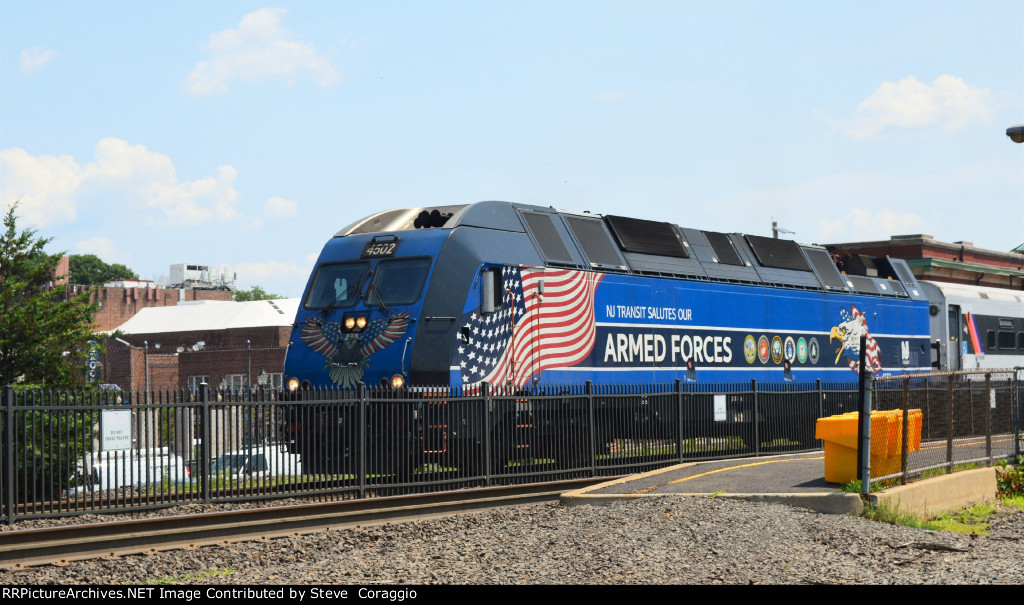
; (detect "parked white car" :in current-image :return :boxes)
[68,448,191,495]
[209,446,302,478]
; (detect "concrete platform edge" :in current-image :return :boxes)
[561,462,1004,517]
[867,466,999,517]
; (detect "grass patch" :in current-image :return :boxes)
[924,502,997,535]
[1001,495,1024,512]
[917,462,982,480]
[839,478,897,493]
[862,501,996,535]
[147,568,234,584]
[760,438,802,448]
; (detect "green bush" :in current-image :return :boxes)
[996,455,1023,497]
[3,385,109,503]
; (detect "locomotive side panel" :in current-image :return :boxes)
[409,225,546,385]
[448,263,932,388]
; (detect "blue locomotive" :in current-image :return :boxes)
[283,201,941,391]
[278,201,1022,476]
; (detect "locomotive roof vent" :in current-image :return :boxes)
[336,204,467,236]
[414,209,453,229]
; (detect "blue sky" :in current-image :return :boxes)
[2,1,1022,298]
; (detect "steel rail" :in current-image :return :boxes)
[0,478,613,569]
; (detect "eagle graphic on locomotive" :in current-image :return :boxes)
[278,201,1024,476]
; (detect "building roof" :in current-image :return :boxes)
[114,299,300,334]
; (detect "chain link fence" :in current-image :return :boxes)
[870,368,1021,485]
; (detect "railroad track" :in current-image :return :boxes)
[0,478,612,569]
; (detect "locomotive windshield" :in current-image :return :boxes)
[365,257,432,305]
[304,261,370,309]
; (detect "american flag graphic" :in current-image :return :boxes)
[840,306,882,374]
[454,266,604,388]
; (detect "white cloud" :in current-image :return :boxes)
[704,172,934,243]
[837,75,993,139]
[184,8,341,95]
[705,161,1021,248]
[20,46,58,73]
[243,196,299,230]
[234,259,312,297]
[265,196,298,217]
[817,208,927,243]
[74,236,130,263]
[0,148,82,226]
[0,138,241,228]
[595,90,628,102]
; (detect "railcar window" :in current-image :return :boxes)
[847,275,879,294]
[566,216,627,268]
[744,235,811,272]
[997,330,1014,350]
[889,260,915,284]
[604,215,689,258]
[804,248,849,290]
[986,330,995,350]
[305,262,369,309]
[367,257,432,305]
[1018,332,1024,350]
[522,212,575,264]
[702,231,743,266]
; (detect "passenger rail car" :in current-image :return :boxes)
[279,201,1023,473]
[921,281,1024,371]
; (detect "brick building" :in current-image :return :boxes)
[825,234,1024,291]
[71,281,233,333]
[97,299,299,395]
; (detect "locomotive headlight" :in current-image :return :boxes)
[356,316,368,330]
[344,316,356,330]
[286,377,300,392]
[390,374,405,389]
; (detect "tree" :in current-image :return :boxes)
[233,285,285,302]
[68,253,138,285]
[0,203,99,386]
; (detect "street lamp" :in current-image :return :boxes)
[1007,124,1024,143]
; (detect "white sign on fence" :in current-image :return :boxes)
[100,409,132,451]
[714,394,727,422]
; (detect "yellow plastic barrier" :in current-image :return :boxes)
[814,409,922,484]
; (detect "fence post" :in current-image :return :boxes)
[675,379,684,464]
[856,334,868,484]
[816,378,823,424]
[751,379,759,456]
[246,340,252,395]
[586,381,595,476]
[200,381,210,504]
[924,377,931,441]
[984,373,992,466]
[4,385,13,525]
[1016,368,1022,459]
[946,374,955,474]
[144,341,150,403]
[358,383,366,499]
[860,375,873,496]
[482,381,491,486]
[901,377,910,485]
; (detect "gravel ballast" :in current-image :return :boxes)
[2,497,1022,585]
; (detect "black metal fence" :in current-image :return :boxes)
[1,372,1020,524]
[869,368,1022,485]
